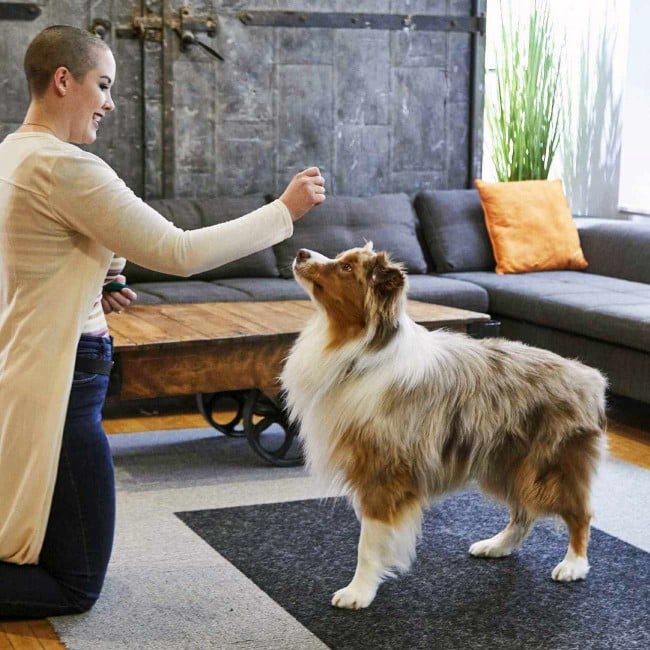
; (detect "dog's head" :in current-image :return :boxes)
[292,242,407,350]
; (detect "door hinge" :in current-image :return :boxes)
[237,11,486,35]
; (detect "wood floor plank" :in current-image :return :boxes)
[0,621,46,649]
[25,621,63,650]
[0,629,15,650]
[607,423,650,469]
[104,412,207,433]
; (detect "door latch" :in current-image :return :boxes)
[91,6,224,60]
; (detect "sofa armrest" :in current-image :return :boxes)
[576,217,650,283]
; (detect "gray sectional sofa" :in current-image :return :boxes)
[124,191,650,405]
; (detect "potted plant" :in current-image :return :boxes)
[488,0,562,181]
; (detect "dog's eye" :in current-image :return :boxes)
[340,262,352,272]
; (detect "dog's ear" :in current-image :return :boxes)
[371,252,405,295]
[364,240,374,251]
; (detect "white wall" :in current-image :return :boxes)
[618,0,650,216]
[482,0,630,219]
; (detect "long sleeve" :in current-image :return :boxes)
[48,151,293,276]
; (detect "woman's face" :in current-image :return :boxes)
[67,48,116,145]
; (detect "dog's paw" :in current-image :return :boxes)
[331,585,376,610]
[469,537,513,558]
[552,557,590,582]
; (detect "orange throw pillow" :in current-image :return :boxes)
[474,179,588,275]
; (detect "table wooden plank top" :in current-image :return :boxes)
[107,300,490,352]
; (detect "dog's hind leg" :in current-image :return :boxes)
[552,513,591,581]
[332,505,422,609]
[517,428,600,581]
[549,431,602,581]
[469,508,534,558]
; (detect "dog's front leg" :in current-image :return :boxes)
[332,517,394,609]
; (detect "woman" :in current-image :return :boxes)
[0,25,325,618]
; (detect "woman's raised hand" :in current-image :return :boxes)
[279,167,326,222]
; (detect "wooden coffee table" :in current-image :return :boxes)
[106,300,496,465]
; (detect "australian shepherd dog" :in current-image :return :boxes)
[281,243,607,610]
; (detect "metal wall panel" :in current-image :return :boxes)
[0,0,485,199]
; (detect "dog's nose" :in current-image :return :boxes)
[296,249,311,262]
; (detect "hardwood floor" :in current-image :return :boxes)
[0,620,64,649]
[4,399,648,648]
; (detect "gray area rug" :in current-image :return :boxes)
[48,426,650,649]
[177,494,650,650]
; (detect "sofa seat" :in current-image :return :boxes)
[211,278,309,301]
[443,270,650,354]
[405,275,488,312]
[130,275,489,313]
[130,279,313,304]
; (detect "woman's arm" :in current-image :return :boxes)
[48,153,323,276]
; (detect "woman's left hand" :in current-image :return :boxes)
[101,274,138,314]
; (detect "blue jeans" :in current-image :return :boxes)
[0,335,115,619]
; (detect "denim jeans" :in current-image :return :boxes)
[0,334,116,619]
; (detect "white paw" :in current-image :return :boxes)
[552,557,590,582]
[469,537,513,558]
[331,584,376,610]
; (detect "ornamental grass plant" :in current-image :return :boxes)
[488,0,562,181]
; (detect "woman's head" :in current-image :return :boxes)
[24,25,110,98]
[23,25,116,144]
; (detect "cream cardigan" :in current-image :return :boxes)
[0,133,293,564]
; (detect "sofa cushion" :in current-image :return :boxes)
[414,189,495,273]
[127,281,254,304]
[496,315,650,405]
[474,179,588,274]
[443,270,650,353]
[215,278,311,301]
[577,218,650,284]
[223,275,489,312]
[273,194,428,278]
[131,275,489,314]
[405,275,489,313]
[124,197,279,283]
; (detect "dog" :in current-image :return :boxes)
[280,243,607,610]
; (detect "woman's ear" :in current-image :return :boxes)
[52,66,71,96]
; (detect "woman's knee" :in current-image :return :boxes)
[64,588,101,615]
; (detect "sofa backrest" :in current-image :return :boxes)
[577,218,650,284]
[123,197,280,282]
[414,189,495,273]
[273,193,429,278]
